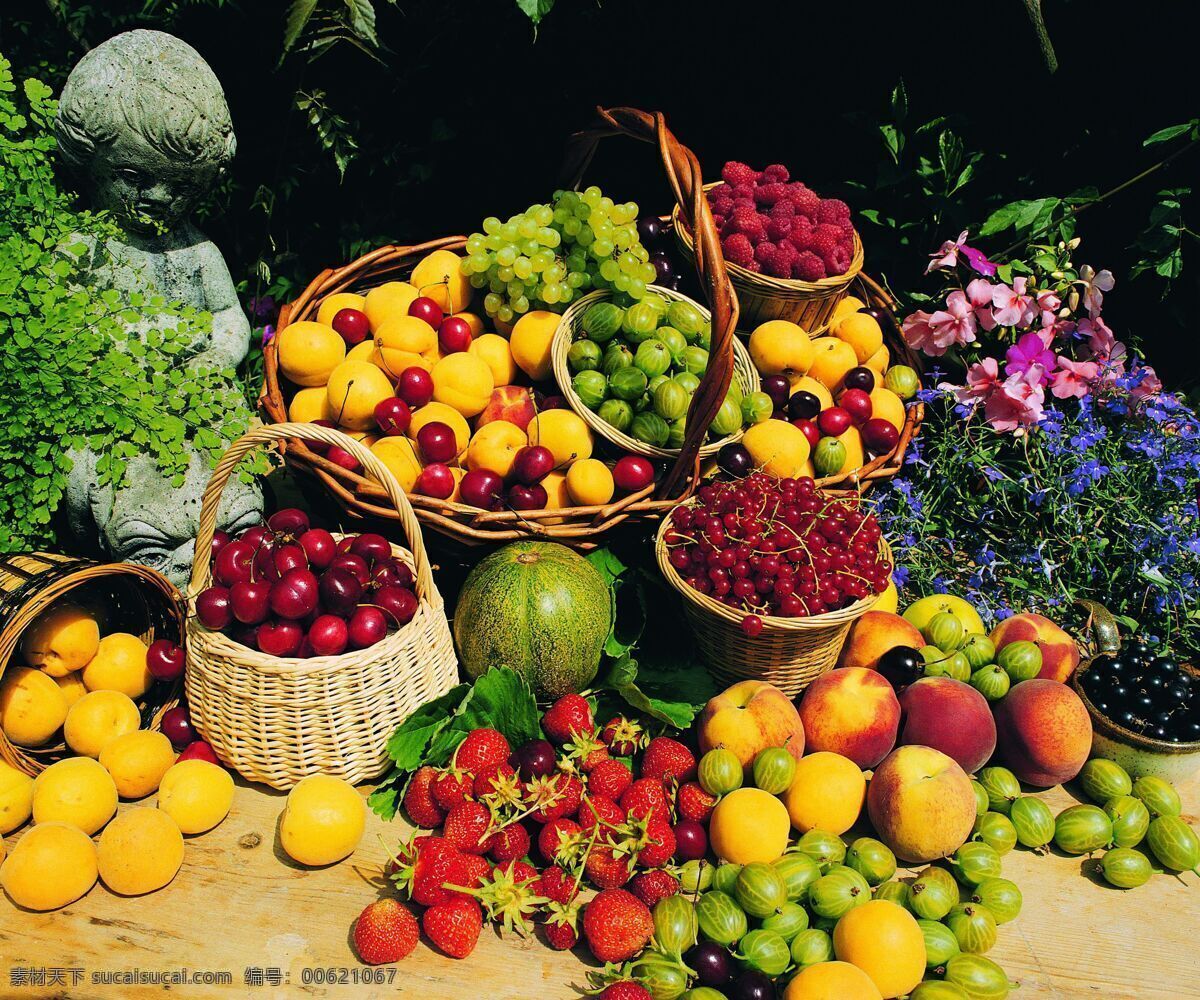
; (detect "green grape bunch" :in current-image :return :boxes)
[460,185,657,323]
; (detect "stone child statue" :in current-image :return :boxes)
[55,29,262,584]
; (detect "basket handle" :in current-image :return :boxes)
[561,107,739,499]
[188,422,436,601]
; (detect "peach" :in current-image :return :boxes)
[527,409,593,468]
[989,612,1080,683]
[865,344,890,374]
[993,678,1091,787]
[867,745,977,864]
[798,667,899,769]
[476,385,537,431]
[697,680,805,775]
[897,677,996,774]
[466,420,526,479]
[837,611,924,671]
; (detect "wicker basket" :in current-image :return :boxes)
[655,515,891,697]
[0,553,184,776]
[184,423,459,790]
[260,106,741,548]
[673,182,864,334]
[552,285,760,461]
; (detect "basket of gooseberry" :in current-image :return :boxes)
[655,472,892,696]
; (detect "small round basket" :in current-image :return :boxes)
[655,515,889,697]
[184,422,460,791]
[673,182,864,334]
[552,285,759,461]
[0,553,184,776]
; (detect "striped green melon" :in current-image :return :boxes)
[452,542,612,698]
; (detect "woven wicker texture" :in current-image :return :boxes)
[184,423,459,790]
[0,553,184,776]
[655,515,891,697]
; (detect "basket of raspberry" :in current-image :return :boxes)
[655,474,892,696]
[672,161,863,333]
[185,423,459,790]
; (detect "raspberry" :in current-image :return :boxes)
[744,259,763,273]
[730,182,755,201]
[793,250,827,281]
[771,200,796,219]
[734,217,765,243]
[825,241,854,276]
[754,240,778,265]
[628,869,680,908]
[754,182,790,207]
[721,160,761,186]
[766,216,793,242]
[816,198,852,225]
[721,233,755,269]
[708,181,734,201]
[762,241,798,279]
[762,163,790,183]
[787,215,815,249]
[787,183,821,218]
[589,759,634,801]
[709,200,732,219]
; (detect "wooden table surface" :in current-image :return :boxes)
[1,776,1198,1000]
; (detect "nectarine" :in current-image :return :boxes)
[798,667,899,769]
[989,612,1080,683]
[837,611,924,671]
[867,745,977,864]
[697,681,805,775]
[993,679,1091,787]
[897,677,996,774]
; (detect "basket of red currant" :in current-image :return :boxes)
[655,472,892,696]
[1072,637,1200,786]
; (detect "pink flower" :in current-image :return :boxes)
[991,277,1037,328]
[1078,316,1128,377]
[1005,331,1056,383]
[901,309,937,354]
[951,357,1002,408]
[1130,365,1163,400]
[1050,356,1100,399]
[902,291,978,357]
[984,364,1047,433]
[1036,289,1061,329]
[1078,265,1115,317]
[966,278,997,331]
[926,230,968,274]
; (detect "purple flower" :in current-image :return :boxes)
[249,295,278,322]
[261,323,276,346]
[961,244,998,277]
[1005,332,1056,383]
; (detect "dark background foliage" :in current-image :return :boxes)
[4,0,1198,388]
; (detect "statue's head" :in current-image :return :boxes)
[56,29,235,235]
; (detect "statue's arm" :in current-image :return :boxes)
[194,241,251,371]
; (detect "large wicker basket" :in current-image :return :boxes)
[260,106,741,548]
[552,285,760,461]
[673,182,864,333]
[184,423,459,790]
[0,553,184,776]
[655,514,890,697]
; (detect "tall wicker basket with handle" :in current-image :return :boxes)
[184,423,460,790]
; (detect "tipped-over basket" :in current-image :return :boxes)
[552,285,760,461]
[0,553,184,776]
[655,514,889,697]
[185,423,459,790]
[673,182,864,333]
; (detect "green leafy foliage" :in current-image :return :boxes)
[0,55,254,551]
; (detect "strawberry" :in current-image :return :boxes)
[351,898,419,965]
[487,822,531,864]
[600,715,646,757]
[621,778,669,823]
[542,694,594,744]
[588,758,633,801]
[633,817,675,869]
[423,896,483,959]
[584,843,633,889]
[526,772,583,823]
[597,984,653,1000]
[582,888,654,963]
[628,869,680,908]
[454,862,544,938]
[676,781,717,824]
[443,800,494,855]
[431,768,473,811]
[454,728,511,774]
[473,762,523,814]
[458,853,492,889]
[579,794,626,840]
[533,864,578,905]
[540,898,581,951]
[403,837,466,907]
[641,736,697,784]
[402,766,445,828]
[537,817,585,867]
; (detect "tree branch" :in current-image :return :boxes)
[1023,0,1059,74]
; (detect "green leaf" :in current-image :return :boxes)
[597,653,714,730]
[367,772,403,820]
[455,666,543,747]
[282,0,319,54]
[890,79,908,123]
[342,0,379,47]
[585,546,629,589]
[1143,121,1197,146]
[384,683,471,770]
[515,0,555,24]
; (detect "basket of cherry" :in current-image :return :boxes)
[185,422,459,790]
[655,472,892,696]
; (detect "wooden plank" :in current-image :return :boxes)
[1,777,1197,999]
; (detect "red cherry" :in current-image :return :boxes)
[196,586,233,630]
[438,316,473,354]
[213,539,254,587]
[305,418,337,456]
[415,463,456,499]
[269,568,320,620]
[374,396,412,436]
[539,395,566,410]
[256,618,305,657]
[160,706,196,748]
[318,566,363,615]
[838,388,874,426]
[673,819,708,861]
[177,740,221,765]
[396,367,434,408]
[239,525,274,550]
[408,296,444,328]
[817,406,852,437]
[507,482,548,511]
[792,418,821,450]
[330,552,371,586]
[231,625,259,650]
[375,585,418,627]
[348,605,388,649]
[230,579,271,625]
[511,445,555,485]
[298,528,337,570]
[459,469,504,510]
[349,532,392,565]
[210,530,231,561]
[416,421,458,464]
[307,614,349,657]
[373,558,414,591]
[331,307,370,346]
[146,638,184,682]
[861,417,901,456]
[741,614,764,637]
[267,508,309,537]
[612,455,655,492]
